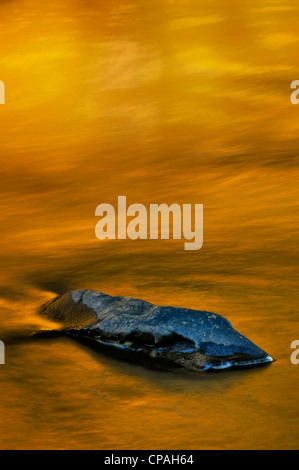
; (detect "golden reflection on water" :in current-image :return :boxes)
[0,0,299,449]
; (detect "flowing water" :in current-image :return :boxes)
[0,0,299,449]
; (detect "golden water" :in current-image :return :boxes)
[0,0,299,449]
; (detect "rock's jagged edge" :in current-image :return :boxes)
[38,289,274,372]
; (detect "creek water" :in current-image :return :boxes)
[0,0,298,449]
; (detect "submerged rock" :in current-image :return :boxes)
[39,289,273,372]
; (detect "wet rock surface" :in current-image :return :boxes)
[39,289,273,372]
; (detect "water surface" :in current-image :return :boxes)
[0,0,298,450]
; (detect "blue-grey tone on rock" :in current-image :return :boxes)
[39,289,273,372]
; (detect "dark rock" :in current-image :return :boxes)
[39,289,273,372]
